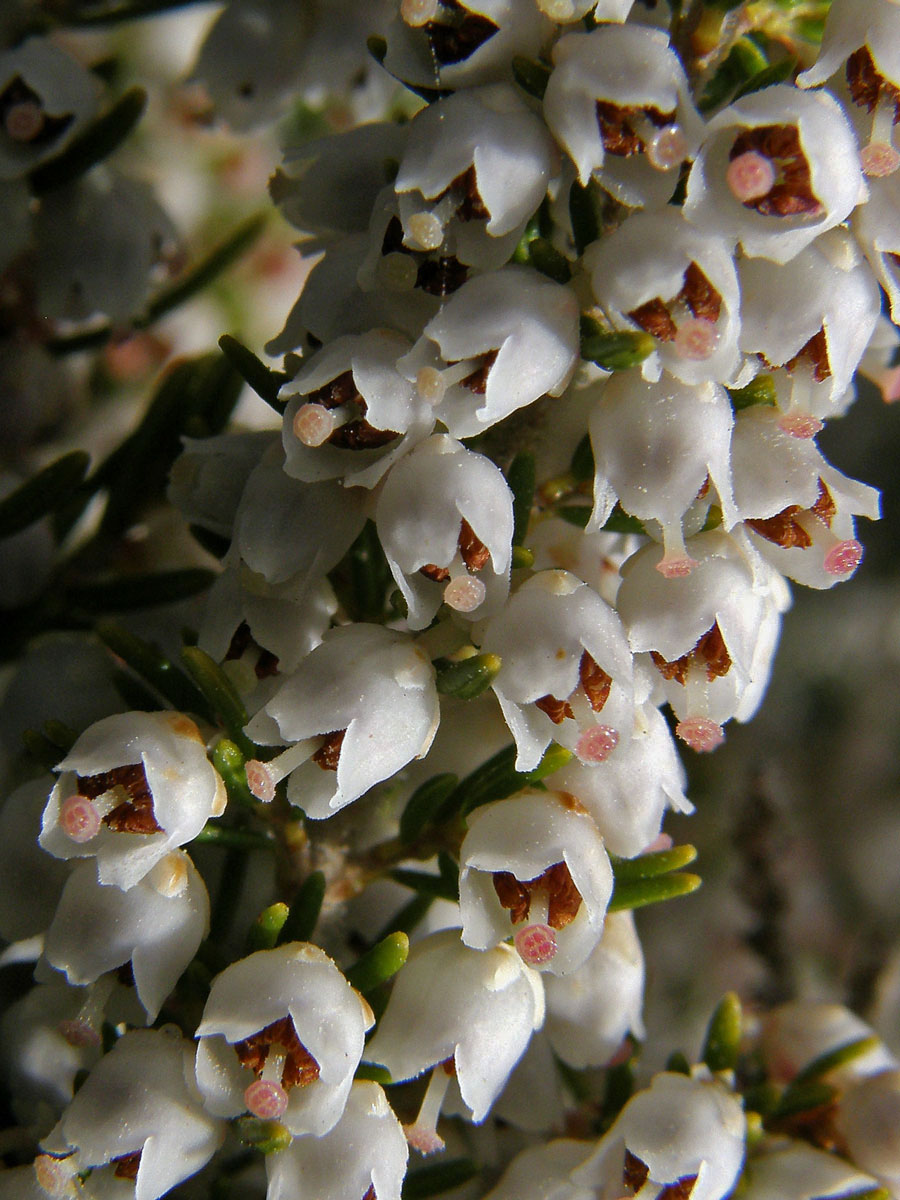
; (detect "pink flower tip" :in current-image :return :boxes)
[575,724,619,764]
[59,794,101,844]
[778,412,823,439]
[514,923,558,967]
[674,317,720,361]
[824,539,863,576]
[726,150,776,203]
[58,1019,101,1048]
[675,716,725,753]
[244,1079,289,1120]
[292,402,336,448]
[404,1122,446,1155]
[647,124,689,171]
[655,554,698,579]
[245,760,276,803]
[861,141,900,178]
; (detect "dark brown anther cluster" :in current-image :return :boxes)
[782,328,830,382]
[459,347,499,394]
[313,729,346,771]
[381,215,469,296]
[424,0,499,66]
[728,125,821,217]
[0,75,73,145]
[77,763,162,835]
[846,46,900,119]
[595,101,673,157]
[492,860,583,930]
[535,651,613,723]
[447,164,490,221]
[234,1016,321,1090]
[305,370,399,450]
[421,518,490,581]
[651,621,732,685]
[627,262,723,342]
[747,477,836,549]
[112,1151,142,1180]
[225,622,281,679]
[621,1153,698,1199]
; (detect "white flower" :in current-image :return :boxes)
[459,790,614,973]
[0,38,99,181]
[264,1081,407,1200]
[761,1001,896,1085]
[397,265,580,438]
[585,209,743,386]
[483,1139,598,1200]
[483,571,635,772]
[195,943,373,1135]
[587,371,738,578]
[40,711,226,891]
[740,1142,879,1200]
[544,910,645,1067]
[365,929,544,1133]
[375,435,514,629]
[836,1068,900,1191]
[42,851,209,1024]
[168,431,277,541]
[852,167,900,322]
[244,625,439,818]
[42,1029,225,1200]
[684,85,864,263]
[543,24,704,208]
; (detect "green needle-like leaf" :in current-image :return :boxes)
[96,619,210,719]
[507,452,536,547]
[211,739,258,810]
[389,868,459,903]
[0,451,89,539]
[355,1063,392,1084]
[581,329,656,371]
[400,773,459,844]
[792,1035,882,1087]
[434,653,502,700]
[233,1116,292,1154]
[180,646,251,749]
[218,334,290,412]
[727,374,777,411]
[608,871,701,913]
[402,1159,478,1199]
[246,903,289,953]
[611,844,698,884]
[67,568,215,612]
[278,872,327,945]
[702,992,743,1073]
[345,932,409,995]
[770,1080,836,1121]
[29,86,147,194]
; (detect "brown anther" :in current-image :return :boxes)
[650,621,732,685]
[783,328,830,382]
[255,648,280,679]
[460,348,499,394]
[534,693,574,723]
[728,125,821,217]
[78,763,162,835]
[579,651,612,713]
[441,1055,457,1077]
[458,518,490,572]
[328,420,399,450]
[679,261,722,323]
[0,75,73,146]
[235,1016,321,1090]
[306,369,361,411]
[492,861,583,930]
[416,255,468,296]
[595,101,673,157]
[424,2,498,66]
[447,164,490,222]
[307,369,400,448]
[623,1150,650,1192]
[362,1188,377,1200]
[225,621,253,661]
[696,475,711,501]
[627,296,678,341]
[846,46,900,121]
[112,1151,142,1181]
[811,477,836,525]
[313,729,346,772]
[556,789,589,815]
[658,1176,699,1200]
[420,562,451,582]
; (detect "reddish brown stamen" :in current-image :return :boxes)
[595,101,673,157]
[425,2,498,65]
[460,348,499,394]
[579,651,612,713]
[234,1016,321,1090]
[846,46,900,121]
[658,1176,699,1200]
[492,861,583,931]
[458,518,490,572]
[627,297,678,341]
[783,328,830,382]
[728,124,821,217]
[623,1150,650,1192]
[78,763,162,835]
[534,693,574,723]
[312,730,346,772]
[650,621,732,685]
[679,261,722,322]
[112,1152,142,1181]
[448,164,490,222]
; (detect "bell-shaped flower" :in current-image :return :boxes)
[616,532,789,751]
[244,625,439,817]
[483,1138,599,1200]
[375,435,513,629]
[34,172,179,324]
[168,430,277,542]
[483,571,635,772]
[0,777,70,942]
[42,1029,225,1200]
[393,84,556,268]
[40,711,226,891]
[265,1081,407,1200]
[549,701,692,856]
[684,84,864,263]
[738,228,881,428]
[851,165,900,323]
[585,209,742,386]
[587,371,738,578]
[836,1068,900,1192]
[799,0,900,180]
[544,910,645,1068]
[0,38,99,181]
[761,1001,896,1085]
[365,929,544,1145]
[397,265,580,438]
[543,24,704,209]
[459,790,614,974]
[280,330,434,488]
[195,943,373,1135]
[740,1142,879,1200]
[382,0,550,92]
[574,1070,745,1200]
[41,851,209,1024]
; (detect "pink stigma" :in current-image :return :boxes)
[515,923,558,966]
[655,554,698,579]
[726,150,776,203]
[674,317,720,361]
[58,1018,101,1048]
[59,795,101,843]
[675,716,725,753]
[778,412,823,439]
[575,724,619,764]
[292,402,336,447]
[824,539,863,576]
[244,1079,289,1120]
[647,124,689,171]
[861,141,900,178]
[245,760,276,803]
[404,1123,446,1155]
[444,575,486,613]
[4,101,44,143]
